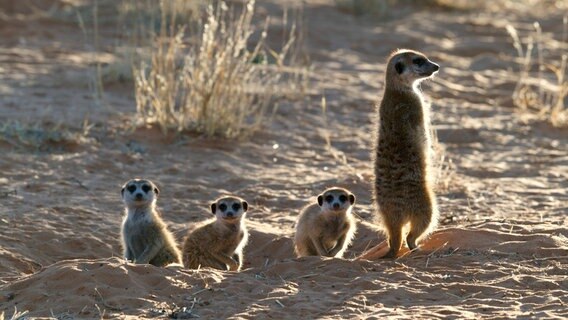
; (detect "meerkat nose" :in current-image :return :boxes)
[226,212,234,217]
[333,203,340,209]
[432,63,439,71]
[135,193,144,200]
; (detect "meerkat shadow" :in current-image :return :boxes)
[355,228,483,260]
[356,241,383,260]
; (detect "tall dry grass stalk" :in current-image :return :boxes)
[133,0,304,138]
[119,0,203,46]
[0,307,29,320]
[76,0,105,107]
[506,17,568,127]
[431,128,456,193]
[320,96,349,165]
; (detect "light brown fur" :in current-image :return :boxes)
[373,49,440,258]
[182,196,249,271]
[294,187,357,258]
[120,179,182,267]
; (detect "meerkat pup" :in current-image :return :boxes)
[373,49,440,258]
[120,179,182,267]
[294,187,357,258]
[182,196,249,271]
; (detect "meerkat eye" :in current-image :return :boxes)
[219,203,227,211]
[412,57,426,66]
[141,185,151,193]
[339,195,348,203]
[127,185,137,193]
[395,61,404,74]
[232,203,241,211]
[325,195,334,203]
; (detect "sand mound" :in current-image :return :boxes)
[358,221,568,260]
[1,222,566,318]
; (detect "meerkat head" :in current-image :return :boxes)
[317,187,355,214]
[211,196,248,224]
[121,179,159,209]
[386,49,439,91]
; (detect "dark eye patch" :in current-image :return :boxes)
[339,195,347,202]
[219,203,227,211]
[127,185,137,193]
[412,57,426,66]
[141,185,151,193]
[325,195,334,203]
[395,61,404,74]
[232,203,241,211]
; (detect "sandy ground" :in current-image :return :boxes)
[0,0,567,318]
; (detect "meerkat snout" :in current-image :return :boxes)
[211,198,248,221]
[121,179,159,207]
[394,55,439,77]
[416,58,439,76]
[389,50,440,92]
[317,191,355,212]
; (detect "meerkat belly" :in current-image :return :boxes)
[207,228,241,254]
[375,137,429,200]
[220,231,242,254]
[321,218,346,248]
[126,223,162,255]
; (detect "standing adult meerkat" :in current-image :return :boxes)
[120,179,182,266]
[373,49,440,258]
[294,187,357,258]
[182,196,249,271]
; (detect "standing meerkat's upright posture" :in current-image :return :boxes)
[294,187,357,258]
[373,49,440,258]
[120,179,182,266]
[182,196,249,271]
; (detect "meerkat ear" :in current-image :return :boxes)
[242,201,248,212]
[395,61,404,74]
[121,187,125,197]
[210,203,217,214]
[349,194,356,205]
[153,186,159,195]
[317,195,323,206]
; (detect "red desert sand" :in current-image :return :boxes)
[0,0,566,318]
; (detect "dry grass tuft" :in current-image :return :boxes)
[0,307,29,320]
[506,17,568,127]
[431,128,456,194]
[0,121,93,152]
[132,0,306,138]
[75,1,105,107]
[320,96,349,166]
[119,0,203,43]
